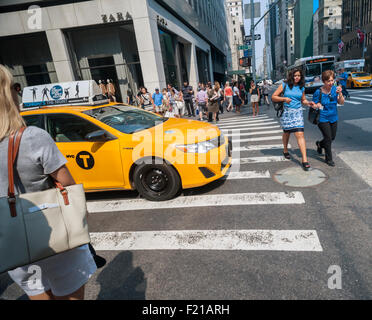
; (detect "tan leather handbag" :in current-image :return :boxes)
[0,127,91,274]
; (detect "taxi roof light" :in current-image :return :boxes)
[21,80,109,111]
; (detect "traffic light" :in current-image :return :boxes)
[239,57,251,67]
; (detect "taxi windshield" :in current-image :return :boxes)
[84,105,167,134]
[352,73,369,78]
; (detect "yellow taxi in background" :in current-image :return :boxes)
[347,72,372,88]
[21,102,232,201]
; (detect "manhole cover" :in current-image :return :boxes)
[273,167,327,187]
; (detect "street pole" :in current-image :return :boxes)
[250,0,256,83]
[362,30,366,60]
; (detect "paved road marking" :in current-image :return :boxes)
[218,118,274,125]
[219,121,278,129]
[344,118,372,133]
[348,89,372,94]
[338,151,372,187]
[224,170,271,179]
[349,96,372,102]
[231,135,283,143]
[226,130,283,137]
[90,229,323,252]
[222,125,280,132]
[341,100,362,105]
[218,116,270,123]
[219,119,277,128]
[232,156,288,164]
[234,144,291,152]
[87,191,305,213]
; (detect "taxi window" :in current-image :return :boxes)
[23,115,45,130]
[46,114,103,142]
[84,105,166,134]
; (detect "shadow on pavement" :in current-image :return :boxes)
[96,251,146,300]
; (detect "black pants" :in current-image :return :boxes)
[318,121,338,161]
[184,99,194,116]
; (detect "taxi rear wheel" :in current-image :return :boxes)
[134,164,181,201]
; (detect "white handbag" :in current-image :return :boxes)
[0,127,91,274]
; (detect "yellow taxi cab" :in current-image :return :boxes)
[347,72,372,88]
[20,81,232,201]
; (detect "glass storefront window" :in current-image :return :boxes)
[0,32,57,88]
[196,48,210,84]
[66,23,144,104]
[159,29,179,88]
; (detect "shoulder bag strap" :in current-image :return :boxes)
[7,127,26,217]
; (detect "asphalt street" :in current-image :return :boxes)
[1,86,371,300]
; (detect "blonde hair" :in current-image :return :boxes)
[214,81,220,90]
[0,65,25,141]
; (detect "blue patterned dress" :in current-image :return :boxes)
[280,83,305,132]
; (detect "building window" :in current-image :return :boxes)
[328,45,333,53]
[0,32,57,88]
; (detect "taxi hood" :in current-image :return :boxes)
[132,117,221,145]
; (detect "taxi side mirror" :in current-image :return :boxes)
[85,130,110,142]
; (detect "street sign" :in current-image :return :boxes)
[245,34,261,41]
[244,49,253,57]
[239,45,249,50]
[244,3,261,19]
[227,70,247,75]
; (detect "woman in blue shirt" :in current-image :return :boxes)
[272,69,316,171]
[313,70,345,166]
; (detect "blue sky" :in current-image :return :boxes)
[313,0,319,13]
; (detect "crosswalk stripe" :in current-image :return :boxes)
[219,121,278,129]
[349,96,372,102]
[358,95,372,98]
[342,100,362,105]
[226,130,283,137]
[218,118,273,125]
[234,144,290,152]
[224,170,271,179]
[231,135,282,143]
[87,191,305,213]
[218,116,269,122]
[232,156,288,164]
[222,125,281,132]
[90,229,322,252]
[219,118,275,126]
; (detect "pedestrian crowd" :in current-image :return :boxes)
[129,80,249,124]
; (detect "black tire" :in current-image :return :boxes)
[133,163,181,201]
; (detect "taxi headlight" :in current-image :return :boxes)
[176,140,216,153]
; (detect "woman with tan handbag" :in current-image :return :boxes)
[0,65,96,300]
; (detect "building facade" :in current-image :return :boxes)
[268,0,295,80]
[313,0,342,58]
[294,0,313,61]
[341,0,372,72]
[225,0,245,79]
[0,0,229,103]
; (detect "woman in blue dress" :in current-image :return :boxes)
[272,69,316,171]
[312,70,345,166]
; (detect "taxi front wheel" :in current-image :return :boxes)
[134,164,181,201]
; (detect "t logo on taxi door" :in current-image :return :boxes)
[76,151,95,170]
